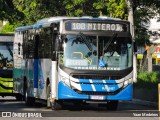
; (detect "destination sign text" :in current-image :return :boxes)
[65,22,128,32]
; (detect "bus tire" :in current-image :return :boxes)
[23,77,27,101]
[51,100,62,110]
[46,84,51,108]
[107,100,118,110]
[16,94,23,101]
[25,89,35,106]
[73,100,83,109]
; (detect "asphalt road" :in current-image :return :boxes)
[0,96,158,120]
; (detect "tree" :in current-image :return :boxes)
[0,0,24,23]
[0,22,14,33]
[1,0,160,36]
[0,0,24,33]
[12,0,128,26]
[130,0,160,72]
[132,0,160,46]
[12,0,69,26]
[63,0,99,17]
[93,0,128,19]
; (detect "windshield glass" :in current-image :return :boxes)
[0,42,13,70]
[62,34,132,70]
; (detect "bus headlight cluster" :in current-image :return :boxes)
[124,78,132,87]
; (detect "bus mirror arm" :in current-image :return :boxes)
[133,41,137,53]
[55,35,63,51]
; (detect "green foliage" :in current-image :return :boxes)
[106,0,127,19]
[12,0,67,25]
[0,0,160,48]
[0,0,24,23]
[93,0,127,19]
[64,0,98,17]
[0,23,14,33]
[12,0,128,25]
[135,71,160,89]
[137,71,158,83]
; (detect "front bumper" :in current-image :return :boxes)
[58,81,132,100]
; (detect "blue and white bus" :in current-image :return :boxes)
[13,16,136,110]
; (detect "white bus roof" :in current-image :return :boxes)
[15,25,33,32]
[37,16,122,24]
[15,16,126,32]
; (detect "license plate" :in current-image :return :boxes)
[91,96,104,100]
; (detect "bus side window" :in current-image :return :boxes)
[38,28,52,59]
[34,35,39,58]
[27,40,34,58]
[23,31,28,58]
[18,43,21,55]
[26,30,35,58]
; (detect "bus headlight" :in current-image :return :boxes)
[124,80,128,86]
[124,78,132,87]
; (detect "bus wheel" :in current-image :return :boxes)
[107,100,118,110]
[46,84,51,108]
[25,89,35,106]
[51,100,62,110]
[73,100,83,109]
[16,95,23,101]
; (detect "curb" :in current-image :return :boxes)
[123,99,158,108]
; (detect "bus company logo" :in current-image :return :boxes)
[102,86,115,91]
[2,112,11,117]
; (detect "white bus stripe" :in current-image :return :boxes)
[102,80,109,92]
[89,79,96,91]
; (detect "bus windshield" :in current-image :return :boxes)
[0,42,13,70]
[62,34,132,70]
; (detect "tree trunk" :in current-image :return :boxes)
[125,0,137,82]
[126,0,134,38]
[147,45,157,72]
[147,51,152,72]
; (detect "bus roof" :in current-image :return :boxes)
[37,16,122,24]
[15,16,128,32]
[15,25,33,32]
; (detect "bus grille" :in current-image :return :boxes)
[73,87,123,96]
[71,74,122,80]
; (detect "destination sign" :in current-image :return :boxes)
[65,22,128,32]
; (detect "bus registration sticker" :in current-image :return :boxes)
[91,96,104,100]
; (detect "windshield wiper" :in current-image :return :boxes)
[79,32,92,51]
[103,33,117,52]
[5,43,13,57]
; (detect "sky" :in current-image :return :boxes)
[148,18,160,31]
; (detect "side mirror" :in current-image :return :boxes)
[55,34,63,51]
[133,41,137,53]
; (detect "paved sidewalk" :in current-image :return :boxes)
[123,99,158,108]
